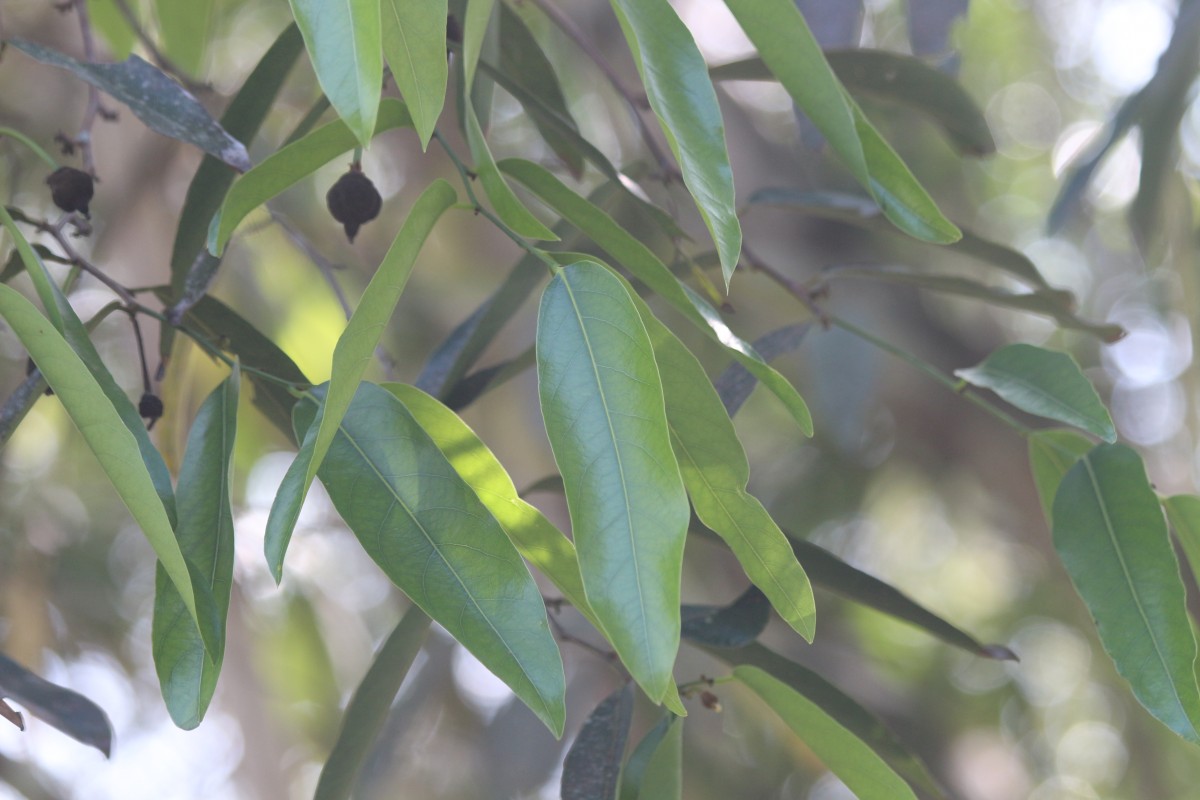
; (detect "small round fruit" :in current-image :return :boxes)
[326,167,382,242]
[46,166,95,218]
[138,392,164,424]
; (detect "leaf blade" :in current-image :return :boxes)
[561,684,634,800]
[381,0,448,149]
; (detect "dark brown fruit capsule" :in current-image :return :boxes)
[25,357,53,396]
[138,392,164,426]
[46,166,94,218]
[326,167,381,243]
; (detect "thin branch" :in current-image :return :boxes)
[66,0,109,175]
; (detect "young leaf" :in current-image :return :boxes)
[561,684,634,800]
[636,716,682,800]
[314,606,432,800]
[1027,428,1095,520]
[210,99,414,255]
[956,344,1116,441]
[721,0,959,244]
[500,158,812,435]
[609,0,742,286]
[735,666,920,800]
[310,383,566,736]
[537,262,689,703]
[265,180,455,579]
[1053,444,1200,743]
[0,654,112,757]
[286,0,382,149]
[631,291,816,641]
[463,104,558,240]
[381,0,447,150]
[790,538,1016,660]
[9,40,250,171]
[153,366,240,730]
[0,285,212,657]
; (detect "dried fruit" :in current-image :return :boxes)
[46,166,95,218]
[326,166,382,242]
[138,392,164,426]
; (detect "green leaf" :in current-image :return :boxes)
[464,104,558,240]
[610,0,742,286]
[155,0,213,75]
[696,644,948,800]
[956,344,1116,441]
[9,40,250,171]
[500,158,812,435]
[152,366,239,730]
[790,538,1017,660]
[561,684,634,800]
[714,324,809,416]
[264,179,455,580]
[461,0,494,93]
[87,0,135,59]
[1164,495,1200,590]
[735,665,920,800]
[680,587,770,648]
[314,606,431,800]
[382,382,603,635]
[287,0,382,148]
[210,98,414,255]
[1028,428,1095,521]
[0,285,209,657]
[537,262,689,703]
[619,715,674,800]
[721,0,959,244]
[0,653,112,757]
[381,0,447,150]
[636,714,682,800]
[309,382,566,735]
[631,292,816,641]
[1052,444,1200,743]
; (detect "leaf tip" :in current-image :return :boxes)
[978,643,1019,662]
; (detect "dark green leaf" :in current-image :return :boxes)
[381,0,448,149]
[264,180,454,580]
[210,99,414,255]
[714,324,809,417]
[287,0,382,148]
[562,684,634,800]
[153,367,240,729]
[680,586,770,648]
[610,0,742,285]
[312,383,566,735]
[0,653,112,757]
[314,605,432,800]
[9,39,250,171]
[1053,444,1200,743]
[956,344,1116,441]
[537,262,689,703]
[1027,428,1095,522]
[619,715,674,800]
[791,537,1017,660]
[736,666,919,800]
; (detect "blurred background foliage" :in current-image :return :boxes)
[2,0,1200,798]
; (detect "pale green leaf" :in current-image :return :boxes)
[1027,428,1095,521]
[1164,495,1200,591]
[464,105,558,240]
[637,716,682,800]
[381,0,447,149]
[155,0,213,75]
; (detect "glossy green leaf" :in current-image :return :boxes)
[956,344,1116,441]
[1052,444,1200,743]
[0,285,211,657]
[153,367,239,730]
[537,262,689,703]
[619,715,674,800]
[610,0,742,286]
[637,715,682,800]
[382,0,447,149]
[721,0,959,244]
[155,0,213,75]
[631,291,816,641]
[694,643,949,800]
[0,653,112,757]
[264,180,455,580]
[464,105,558,240]
[314,606,431,800]
[736,665,920,800]
[310,382,566,735]
[210,98,414,255]
[1027,428,1095,520]
[9,40,250,171]
[500,158,812,435]
[287,0,382,148]
[790,538,1016,660]
[561,684,634,800]
[382,382,602,635]
[1164,495,1200,590]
